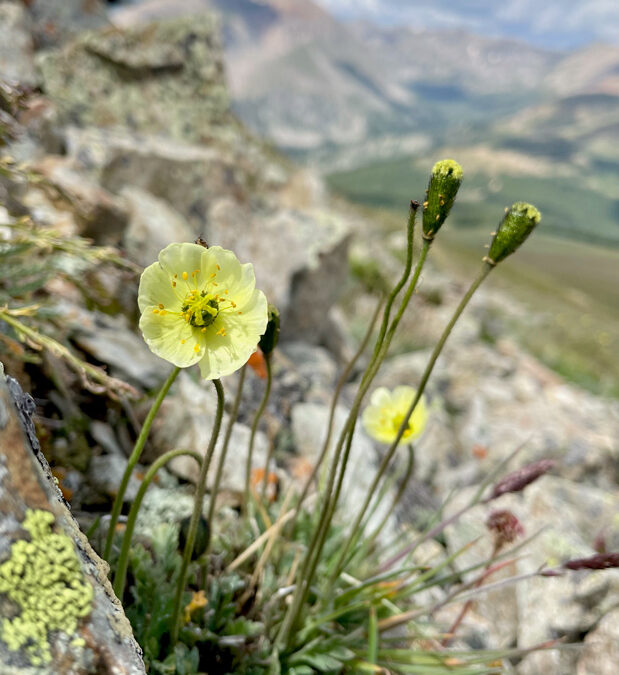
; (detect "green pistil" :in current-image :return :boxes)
[182,293,220,328]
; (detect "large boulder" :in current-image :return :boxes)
[0,374,144,673]
[0,3,37,86]
[37,16,229,142]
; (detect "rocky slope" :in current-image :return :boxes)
[1,2,619,673]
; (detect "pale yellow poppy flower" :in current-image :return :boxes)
[362,386,428,444]
[138,243,268,380]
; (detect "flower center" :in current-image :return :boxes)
[182,290,220,328]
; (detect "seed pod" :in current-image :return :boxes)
[258,304,280,356]
[422,159,463,239]
[486,459,555,501]
[485,202,541,265]
[564,552,619,571]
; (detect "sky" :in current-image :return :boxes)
[315,0,619,49]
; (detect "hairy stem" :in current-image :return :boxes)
[113,448,202,597]
[206,365,247,544]
[171,379,225,644]
[104,366,180,561]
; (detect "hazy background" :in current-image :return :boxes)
[112,0,619,393]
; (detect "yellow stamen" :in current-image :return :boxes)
[153,309,159,314]
[210,273,216,278]
[201,327,206,332]
[182,272,188,280]
[160,310,167,316]
[181,339,185,344]
[216,327,226,336]
[194,344,200,353]
[173,274,178,279]
[192,269,200,277]
[172,281,176,287]
[216,264,221,270]
[158,303,164,309]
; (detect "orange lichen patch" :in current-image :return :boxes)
[250,467,266,486]
[51,467,73,502]
[134,470,160,484]
[184,590,207,624]
[247,349,267,379]
[472,444,488,460]
[250,468,279,502]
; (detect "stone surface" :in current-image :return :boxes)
[27,0,108,49]
[0,3,37,86]
[32,156,129,244]
[0,375,144,673]
[69,310,165,389]
[120,186,195,267]
[577,608,619,675]
[37,16,229,142]
[442,476,619,669]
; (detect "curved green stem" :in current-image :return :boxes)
[104,366,180,561]
[112,448,202,597]
[334,262,493,577]
[244,354,272,508]
[206,365,247,545]
[171,379,225,644]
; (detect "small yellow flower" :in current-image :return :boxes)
[183,589,208,624]
[362,386,428,444]
[138,243,268,379]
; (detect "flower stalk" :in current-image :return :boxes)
[104,365,181,561]
[244,352,273,509]
[113,448,203,597]
[171,378,225,644]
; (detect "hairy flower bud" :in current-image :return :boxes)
[258,304,280,356]
[486,459,555,502]
[422,159,463,240]
[486,510,524,550]
[485,202,541,265]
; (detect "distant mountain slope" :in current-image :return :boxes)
[113,0,559,152]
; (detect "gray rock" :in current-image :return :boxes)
[120,186,195,267]
[443,476,619,664]
[27,0,108,49]
[0,377,145,673]
[69,309,165,389]
[577,608,619,675]
[37,16,229,141]
[0,3,37,86]
[32,156,128,244]
[278,341,338,405]
[88,454,141,502]
[209,201,352,347]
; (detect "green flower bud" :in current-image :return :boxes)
[422,159,463,239]
[486,202,541,265]
[179,515,210,560]
[258,304,280,356]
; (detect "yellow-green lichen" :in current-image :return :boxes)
[0,508,93,666]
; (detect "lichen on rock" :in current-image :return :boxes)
[0,508,93,666]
